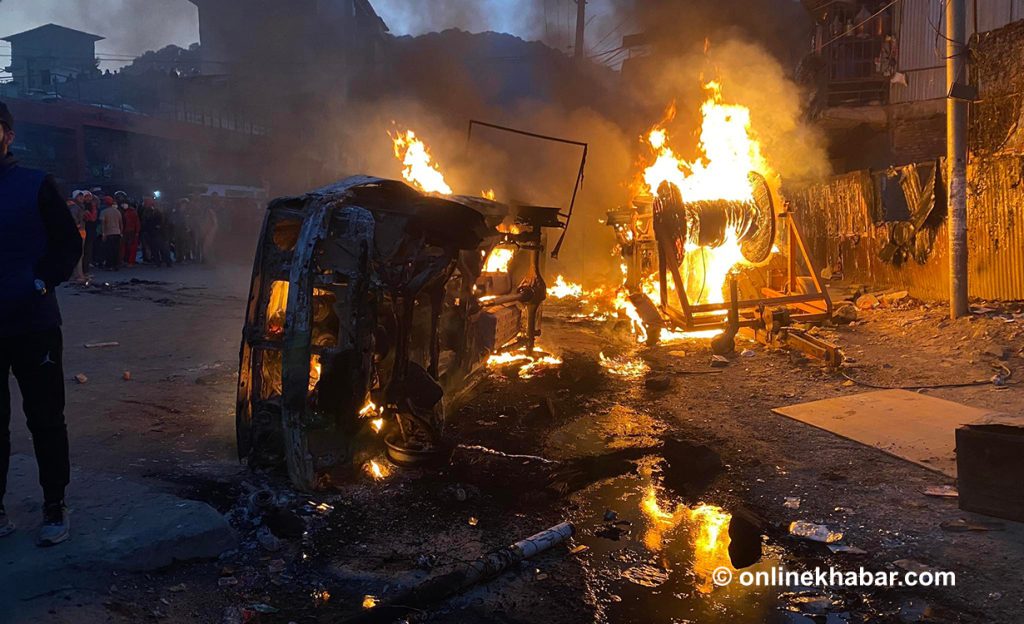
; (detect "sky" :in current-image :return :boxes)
[0,0,632,78]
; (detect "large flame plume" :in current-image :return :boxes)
[641,81,774,308]
[390,129,453,195]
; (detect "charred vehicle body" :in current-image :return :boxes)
[236,176,562,490]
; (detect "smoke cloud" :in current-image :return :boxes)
[0,0,199,70]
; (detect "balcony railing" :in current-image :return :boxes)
[826,36,889,106]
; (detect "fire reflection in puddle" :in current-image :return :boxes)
[570,475,794,623]
[641,485,732,594]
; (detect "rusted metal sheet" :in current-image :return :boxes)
[967,157,1024,299]
[792,155,1024,301]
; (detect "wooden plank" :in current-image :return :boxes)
[772,389,1012,477]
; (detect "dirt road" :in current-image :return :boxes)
[4,265,1023,623]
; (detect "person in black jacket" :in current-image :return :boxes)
[0,101,82,546]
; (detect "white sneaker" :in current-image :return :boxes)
[37,503,69,547]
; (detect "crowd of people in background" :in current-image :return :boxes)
[64,189,219,281]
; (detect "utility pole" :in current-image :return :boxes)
[574,0,587,62]
[946,0,969,318]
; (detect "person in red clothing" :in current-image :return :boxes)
[122,199,141,266]
[73,191,98,274]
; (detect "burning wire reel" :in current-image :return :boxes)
[653,171,776,266]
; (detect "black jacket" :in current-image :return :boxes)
[0,154,82,337]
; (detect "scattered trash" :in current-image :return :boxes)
[740,348,756,357]
[827,544,867,554]
[362,595,377,609]
[788,521,843,543]
[74,373,88,384]
[603,509,618,522]
[855,293,880,310]
[569,544,590,555]
[305,501,334,515]
[880,291,909,305]
[217,577,238,587]
[454,487,468,502]
[783,497,801,509]
[256,525,283,552]
[416,554,437,569]
[710,355,729,368]
[84,341,120,349]
[248,603,279,614]
[467,516,479,527]
[167,583,186,593]
[122,370,132,381]
[833,304,858,324]
[939,518,1005,532]
[922,485,958,498]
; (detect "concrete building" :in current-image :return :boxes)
[802,0,1024,172]
[187,0,388,90]
[2,24,103,94]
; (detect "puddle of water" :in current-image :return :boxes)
[546,405,667,458]
[570,475,833,623]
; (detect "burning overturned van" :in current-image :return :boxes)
[236,176,563,490]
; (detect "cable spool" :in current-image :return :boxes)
[654,171,776,264]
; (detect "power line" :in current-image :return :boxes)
[590,13,634,55]
[599,48,629,69]
[589,45,625,60]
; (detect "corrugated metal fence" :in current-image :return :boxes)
[892,0,1024,103]
[791,154,1024,300]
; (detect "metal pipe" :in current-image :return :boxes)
[348,522,575,623]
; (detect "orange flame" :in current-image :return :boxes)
[390,129,453,195]
[483,246,515,273]
[639,81,775,307]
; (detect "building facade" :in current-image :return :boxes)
[803,0,1024,172]
[2,24,103,94]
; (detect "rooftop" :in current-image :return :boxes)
[2,23,105,44]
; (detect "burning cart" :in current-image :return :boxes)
[236,176,563,490]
